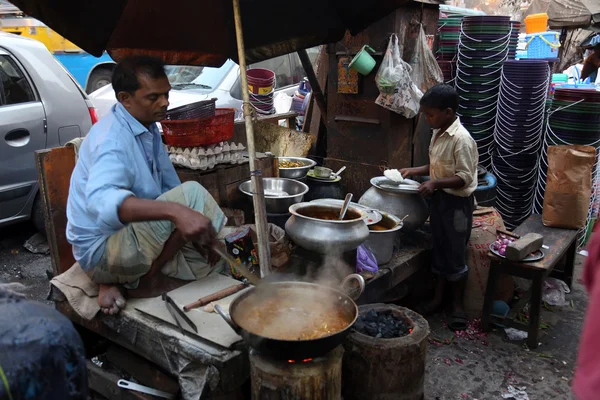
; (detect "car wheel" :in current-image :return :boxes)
[32,194,46,236]
[87,68,113,94]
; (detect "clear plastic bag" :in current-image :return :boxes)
[410,26,444,93]
[375,34,404,95]
[375,34,423,119]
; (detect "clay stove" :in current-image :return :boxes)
[249,346,344,400]
[342,304,429,400]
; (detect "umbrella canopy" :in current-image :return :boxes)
[525,0,600,31]
[9,0,416,66]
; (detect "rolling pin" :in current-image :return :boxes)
[183,281,247,312]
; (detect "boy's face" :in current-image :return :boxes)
[421,106,454,130]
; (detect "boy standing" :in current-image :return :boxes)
[400,84,478,331]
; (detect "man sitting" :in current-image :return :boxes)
[67,56,225,315]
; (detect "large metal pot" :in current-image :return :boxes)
[364,212,404,265]
[285,202,370,254]
[239,178,308,214]
[358,178,429,232]
[215,274,365,360]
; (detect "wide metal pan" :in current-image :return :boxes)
[215,274,364,360]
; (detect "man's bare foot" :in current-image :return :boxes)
[98,284,126,315]
[128,273,188,299]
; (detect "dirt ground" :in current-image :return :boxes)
[0,222,588,400]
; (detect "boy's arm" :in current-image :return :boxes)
[400,164,430,177]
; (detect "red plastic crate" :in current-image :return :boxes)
[161,108,235,147]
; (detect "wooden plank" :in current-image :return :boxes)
[59,302,249,395]
[35,147,76,275]
[87,361,157,400]
[106,345,179,395]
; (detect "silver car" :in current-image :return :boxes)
[0,32,95,231]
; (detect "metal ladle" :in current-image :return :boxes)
[339,193,353,220]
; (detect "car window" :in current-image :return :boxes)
[0,54,35,106]
[166,59,235,91]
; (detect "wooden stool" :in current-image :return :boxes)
[481,215,578,348]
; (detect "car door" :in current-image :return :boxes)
[0,49,46,221]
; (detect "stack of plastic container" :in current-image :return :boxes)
[436,16,462,84]
[455,15,513,169]
[491,60,550,229]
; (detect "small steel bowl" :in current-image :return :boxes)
[277,157,316,179]
[239,178,309,214]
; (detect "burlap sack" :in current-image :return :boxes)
[542,145,596,229]
[464,207,514,319]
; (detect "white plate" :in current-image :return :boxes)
[309,199,383,225]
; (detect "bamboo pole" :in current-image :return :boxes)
[232,0,271,277]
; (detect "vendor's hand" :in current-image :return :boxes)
[172,206,217,245]
[399,168,413,179]
[418,180,436,197]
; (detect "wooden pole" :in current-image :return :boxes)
[297,49,328,125]
[232,0,271,277]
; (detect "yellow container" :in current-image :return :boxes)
[525,13,549,34]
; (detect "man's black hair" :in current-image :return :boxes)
[419,83,460,112]
[112,55,166,96]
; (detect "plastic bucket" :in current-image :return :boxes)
[349,45,377,76]
[247,68,275,95]
[525,13,548,34]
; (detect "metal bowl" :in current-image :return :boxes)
[239,178,309,214]
[277,157,317,179]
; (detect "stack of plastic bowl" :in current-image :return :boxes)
[509,21,520,59]
[491,60,550,229]
[247,68,276,115]
[534,88,600,217]
[436,16,462,84]
[455,15,513,169]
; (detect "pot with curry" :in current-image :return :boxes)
[214,275,365,360]
[285,203,370,254]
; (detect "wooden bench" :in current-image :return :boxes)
[481,214,578,348]
[35,145,275,398]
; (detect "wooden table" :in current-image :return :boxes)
[481,215,578,348]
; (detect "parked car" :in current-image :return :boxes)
[0,32,96,232]
[90,48,320,120]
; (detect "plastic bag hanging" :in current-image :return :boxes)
[410,25,444,93]
[375,35,422,119]
[375,34,404,95]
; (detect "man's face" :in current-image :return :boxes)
[117,74,170,125]
[421,105,453,130]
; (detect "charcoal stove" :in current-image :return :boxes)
[342,304,429,400]
[249,346,344,400]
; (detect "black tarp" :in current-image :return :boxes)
[9,0,421,66]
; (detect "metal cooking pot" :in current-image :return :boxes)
[215,274,365,360]
[277,157,317,179]
[239,178,308,214]
[364,212,404,265]
[358,180,429,232]
[285,202,370,254]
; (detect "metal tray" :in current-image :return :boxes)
[489,244,545,262]
[370,176,420,194]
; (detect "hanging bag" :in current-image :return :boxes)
[375,34,404,95]
[410,25,444,93]
[375,34,423,119]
